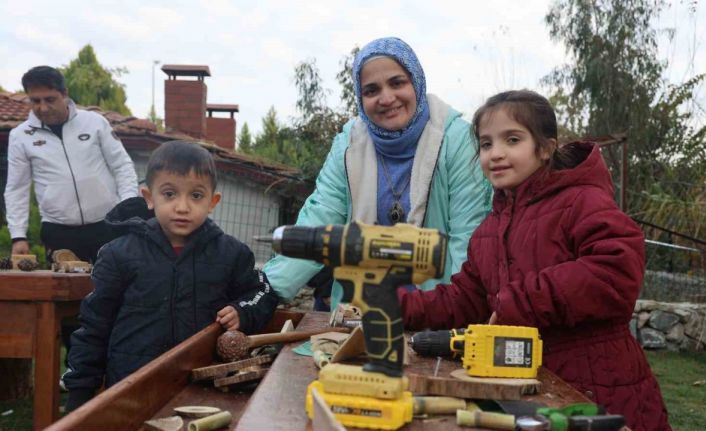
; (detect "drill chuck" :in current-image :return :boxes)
[409,329,463,357]
[271,225,344,266]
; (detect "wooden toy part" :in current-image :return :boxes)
[11,254,36,270]
[173,406,221,418]
[187,411,232,431]
[412,396,467,415]
[331,326,366,363]
[143,415,184,431]
[51,249,80,262]
[456,410,516,430]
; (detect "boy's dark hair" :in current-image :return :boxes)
[22,66,67,93]
[472,90,579,170]
[145,141,218,190]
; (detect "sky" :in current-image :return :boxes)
[1,0,704,136]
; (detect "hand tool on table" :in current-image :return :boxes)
[260,221,447,430]
[215,327,349,362]
[516,403,626,431]
[410,324,543,378]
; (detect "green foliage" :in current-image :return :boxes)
[0,83,5,92]
[336,46,359,117]
[544,0,706,239]
[60,45,132,116]
[238,122,253,153]
[251,106,283,161]
[248,52,355,181]
[148,105,164,131]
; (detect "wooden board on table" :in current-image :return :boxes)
[408,369,540,400]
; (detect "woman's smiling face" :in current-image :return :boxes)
[359,57,417,131]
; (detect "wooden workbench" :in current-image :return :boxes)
[0,270,93,430]
[47,310,590,430]
[236,312,591,430]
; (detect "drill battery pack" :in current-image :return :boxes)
[305,364,414,430]
[462,325,543,378]
[306,381,413,430]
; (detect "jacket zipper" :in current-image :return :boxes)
[56,132,86,225]
[192,252,197,332]
[170,266,177,346]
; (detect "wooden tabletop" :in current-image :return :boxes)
[236,312,590,431]
[0,270,92,301]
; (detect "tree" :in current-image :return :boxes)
[251,106,284,161]
[286,59,347,179]
[336,46,359,117]
[238,122,253,153]
[248,49,356,181]
[61,45,132,115]
[148,105,164,131]
[544,0,705,237]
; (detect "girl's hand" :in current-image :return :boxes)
[216,306,240,331]
[488,312,497,325]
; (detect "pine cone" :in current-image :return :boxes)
[17,259,39,272]
[0,257,12,270]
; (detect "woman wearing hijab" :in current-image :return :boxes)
[264,37,491,309]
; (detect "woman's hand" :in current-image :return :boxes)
[216,306,240,331]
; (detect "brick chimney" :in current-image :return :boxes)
[162,65,210,139]
[206,104,239,151]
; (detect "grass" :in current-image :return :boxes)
[0,350,703,430]
[645,350,706,431]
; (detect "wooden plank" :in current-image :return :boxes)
[214,368,269,387]
[46,323,222,431]
[0,302,36,358]
[46,309,305,431]
[235,312,335,431]
[0,272,93,301]
[191,355,273,381]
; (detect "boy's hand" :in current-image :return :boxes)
[216,306,240,330]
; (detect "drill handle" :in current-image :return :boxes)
[337,266,409,377]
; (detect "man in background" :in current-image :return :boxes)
[4,65,138,263]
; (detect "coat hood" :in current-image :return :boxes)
[493,142,614,211]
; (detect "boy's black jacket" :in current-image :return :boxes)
[64,197,278,400]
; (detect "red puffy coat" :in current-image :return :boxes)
[401,143,670,431]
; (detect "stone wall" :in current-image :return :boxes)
[631,300,706,352]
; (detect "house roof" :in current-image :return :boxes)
[0,92,308,195]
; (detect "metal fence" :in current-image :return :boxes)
[637,219,706,303]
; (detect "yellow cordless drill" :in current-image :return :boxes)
[267,221,447,429]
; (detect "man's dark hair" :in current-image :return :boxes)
[145,141,218,190]
[21,66,66,93]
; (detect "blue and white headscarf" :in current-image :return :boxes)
[353,37,430,158]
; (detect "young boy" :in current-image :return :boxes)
[64,140,278,411]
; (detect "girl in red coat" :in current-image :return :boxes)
[400,90,670,431]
